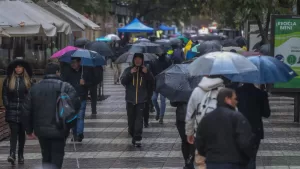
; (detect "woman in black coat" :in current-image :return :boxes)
[170,102,195,169]
[2,60,32,165]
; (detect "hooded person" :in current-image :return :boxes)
[2,59,32,165]
[120,53,154,147]
[185,76,225,169]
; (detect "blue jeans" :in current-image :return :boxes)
[207,163,246,169]
[151,92,166,117]
[73,100,87,136]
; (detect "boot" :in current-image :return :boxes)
[77,134,84,142]
[7,151,16,165]
[159,117,164,124]
[18,152,24,164]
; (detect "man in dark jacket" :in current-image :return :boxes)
[62,58,93,142]
[150,53,171,123]
[120,53,154,147]
[171,102,195,169]
[22,63,80,169]
[236,83,271,169]
[196,88,254,169]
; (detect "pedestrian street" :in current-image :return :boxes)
[0,68,300,169]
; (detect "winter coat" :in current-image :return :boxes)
[236,84,271,139]
[149,55,172,77]
[22,75,80,138]
[61,66,94,100]
[196,104,254,165]
[170,102,187,122]
[185,77,224,136]
[2,77,29,123]
[120,55,154,104]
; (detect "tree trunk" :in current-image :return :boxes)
[254,14,268,44]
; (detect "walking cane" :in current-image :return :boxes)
[71,130,80,168]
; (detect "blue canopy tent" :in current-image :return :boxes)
[118,18,154,33]
[159,24,175,31]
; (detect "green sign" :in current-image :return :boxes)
[274,17,300,88]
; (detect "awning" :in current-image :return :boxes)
[44,1,100,30]
[0,0,72,37]
[37,1,85,31]
[0,27,10,37]
[118,18,154,33]
[159,24,175,31]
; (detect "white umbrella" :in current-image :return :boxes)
[0,27,10,37]
[105,34,120,41]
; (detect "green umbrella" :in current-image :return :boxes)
[177,36,189,44]
[191,44,200,53]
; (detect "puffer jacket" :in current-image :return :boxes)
[185,77,224,136]
[22,75,80,138]
[2,77,29,123]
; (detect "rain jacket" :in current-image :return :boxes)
[185,77,224,136]
[120,55,154,104]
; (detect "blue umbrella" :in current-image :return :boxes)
[225,56,298,84]
[188,51,258,76]
[60,49,106,67]
[95,37,111,42]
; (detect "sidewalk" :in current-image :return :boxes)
[0,68,299,169]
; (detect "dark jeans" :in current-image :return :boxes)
[207,163,246,169]
[9,122,25,155]
[247,137,261,169]
[143,102,150,125]
[38,137,66,169]
[89,84,98,113]
[126,103,145,141]
[176,120,195,168]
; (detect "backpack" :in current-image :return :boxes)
[171,49,184,64]
[56,82,77,129]
[193,87,222,133]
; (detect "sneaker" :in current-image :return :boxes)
[134,141,142,147]
[77,134,84,142]
[7,152,16,165]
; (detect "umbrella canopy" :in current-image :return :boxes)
[105,34,120,41]
[118,18,154,33]
[197,41,222,55]
[177,36,189,44]
[59,49,106,66]
[241,51,261,57]
[222,39,239,47]
[188,51,258,76]
[135,38,150,43]
[235,36,247,47]
[129,42,164,54]
[159,24,175,31]
[51,46,79,58]
[85,41,114,57]
[259,44,271,55]
[154,39,171,53]
[222,46,245,53]
[0,27,10,37]
[170,38,182,46]
[156,64,202,102]
[74,38,90,48]
[115,52,158,64]
[225,56,297,84]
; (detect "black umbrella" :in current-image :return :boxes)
[85,41,114,57]
[235,36,247,47]
[135,38,150,43]
[197,41,222,56]
[156,64,202,102]
[129,42,164,54]
[154,39,171,53]
[74,38,90,48]
[259,44,271,55]
[222,39,239,47]
[7,59,33,77]
[169,38,182,47]
[115,52,158,64]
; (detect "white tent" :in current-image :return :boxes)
[0,0,71,37]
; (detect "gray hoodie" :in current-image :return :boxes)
[185,77,224,136]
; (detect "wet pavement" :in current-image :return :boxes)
[0,67,300,169]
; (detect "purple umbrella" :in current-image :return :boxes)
[51,46,79,59]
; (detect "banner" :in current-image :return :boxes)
[273,16,300,89]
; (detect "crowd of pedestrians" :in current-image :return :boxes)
[1,41,271,169]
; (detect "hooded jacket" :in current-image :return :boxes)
[185,77,224,136]
[2,60,32,123]
[120,54,154,104]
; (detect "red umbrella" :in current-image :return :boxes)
[242,51,261,57]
